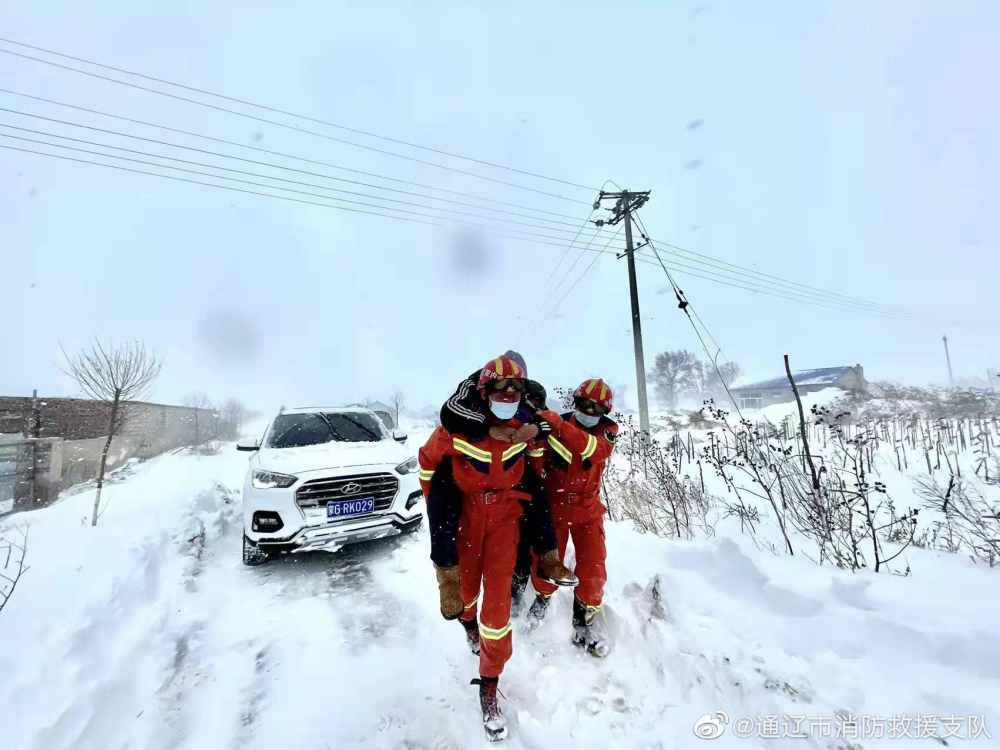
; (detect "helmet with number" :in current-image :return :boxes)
[478,354,527,397]
[573,378,613,414]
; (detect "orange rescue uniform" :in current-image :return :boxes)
[418,420,545,678]
[530,411,618,609]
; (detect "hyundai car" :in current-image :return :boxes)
[238,406,423,565]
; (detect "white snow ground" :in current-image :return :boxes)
[2,421,999,749]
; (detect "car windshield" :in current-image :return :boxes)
[265,412,384,448]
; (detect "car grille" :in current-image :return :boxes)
[295,472,398,511]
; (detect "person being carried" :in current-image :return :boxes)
[430,350,577,622]
[526,378,619,658]
[418,355,548,741]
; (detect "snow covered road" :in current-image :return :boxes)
[2,441,998,749]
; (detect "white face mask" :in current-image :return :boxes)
[575,411,600,428]
[489,399,519,420]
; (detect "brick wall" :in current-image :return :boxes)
[0,397,216,444]
[0,397,219,512]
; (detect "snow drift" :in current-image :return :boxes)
[1,424,998,748]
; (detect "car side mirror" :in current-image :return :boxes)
[237,439,260,452]
[392,429,408,443]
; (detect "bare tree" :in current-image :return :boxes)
[0,523,29,616]
[182,393,213,444]
[61,339,162,526]
[390,390,405,426]
[648,350,699,409]
[219,398,247,439]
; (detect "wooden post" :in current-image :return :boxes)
[784,355,821,491]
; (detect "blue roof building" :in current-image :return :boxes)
[730,365,866,410]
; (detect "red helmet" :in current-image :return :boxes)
[478,354,527,396]
[573,378,613,414]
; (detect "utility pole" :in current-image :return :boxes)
[942,335,954,386]
[596,188,652,440]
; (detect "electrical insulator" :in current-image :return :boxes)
[594,219,605,227]
[592,199,601,210]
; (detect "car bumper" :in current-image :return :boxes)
[243,463,422,549]
[256,511,423,553]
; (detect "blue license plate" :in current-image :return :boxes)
[327,497,375,518]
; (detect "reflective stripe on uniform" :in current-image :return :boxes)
[479,620,512,640]
[418,466,435,481]
[453,438,492,463]
[527,447,546,458]
[502,442,527,461]
[464,596,479,610]
[580,433,598,461]
[585,603,602,612]
[547,435,573,463]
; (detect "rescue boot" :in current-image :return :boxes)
[535,550,579,588]
[572,596,610,658]
[471,676,508,742]
[524,593,551,630]
[459,617,481,656]
[510,572,529,617]
[435,565,463,620]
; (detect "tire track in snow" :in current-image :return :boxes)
[166,485,422,749]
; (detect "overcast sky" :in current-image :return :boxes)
[2,1,997,415]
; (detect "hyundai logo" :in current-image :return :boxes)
[341,482,362,495]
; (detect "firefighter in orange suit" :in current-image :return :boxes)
[417,354,545,742]
[526,378,618,657]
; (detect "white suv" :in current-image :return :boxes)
[238,406,423,565]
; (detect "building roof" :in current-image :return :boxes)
[732,366,855,392]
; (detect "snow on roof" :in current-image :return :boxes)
[732,366,855,392]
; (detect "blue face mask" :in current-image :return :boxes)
[575,411,600,428]
[490,399,519,420]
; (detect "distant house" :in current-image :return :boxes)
[731,365,866,410]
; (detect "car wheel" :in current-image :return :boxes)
[242,533,270,566]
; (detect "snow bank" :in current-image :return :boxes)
[1,436,998,748]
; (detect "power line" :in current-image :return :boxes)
[0,143,631,256]
[516,223,608,343]
[5,129,983,327]
[0,46,592,205]
[629,213,946,323]
[0,90,595,223]
[629,214,964,324]
[511,204,598,339]
[631,213,744,416]
[1,117,953,324]
[645,255,960,323]
[641,250,943,322]
[634,227,925,318]
[0,36,597,192]
[0,89,941,320]
[0,124,627,243]
[523,227,624,343]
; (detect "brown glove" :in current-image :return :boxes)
[435,565,463,620]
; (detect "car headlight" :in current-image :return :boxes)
[395,456,419,475]
[252,470,298,489]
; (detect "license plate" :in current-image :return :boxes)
[327,497,375,518]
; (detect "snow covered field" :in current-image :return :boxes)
[2,417,999,749]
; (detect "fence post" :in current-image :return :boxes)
[27,388,40,506]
